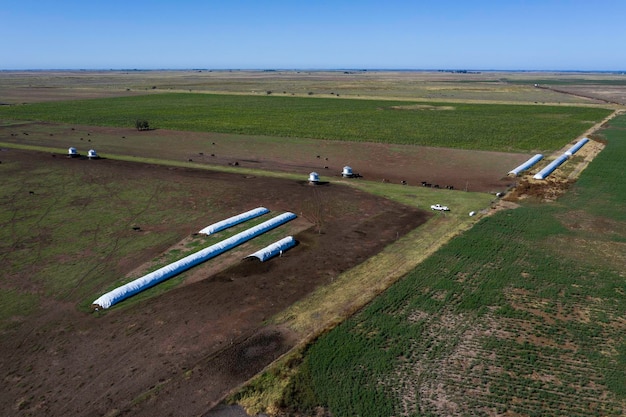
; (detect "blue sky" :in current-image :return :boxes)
[1,0,624,70]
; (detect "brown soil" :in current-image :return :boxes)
[505,177,575,202]
[0,149,428,417]
[0,121,526,194]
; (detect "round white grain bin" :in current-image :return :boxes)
[308,172,320,183]
[342,166,353,177]
[87,149,98,159]
[68,147,78,157]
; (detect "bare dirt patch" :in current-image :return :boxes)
[0,121,525,193]
[0,149,428,417]
[505,177,575,202]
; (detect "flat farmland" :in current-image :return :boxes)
[0,120,528,193]
[0,148,429,416]
[0,70,622,417]
[272,113,626,417]
[0,70,619,104]
[0,93,612,152]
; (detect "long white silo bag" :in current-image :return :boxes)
[198,207,269,235]
[92,212,296,309]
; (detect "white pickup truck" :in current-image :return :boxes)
[430,204,450,211]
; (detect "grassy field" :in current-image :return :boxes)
[503,78,626,86]
[267,114,626,416]
[3,70,622,104]
[0,93,612,152]
[231,183,496,414]
[2,71,623,416]
[0,156,206,320]
[0,152,311,321]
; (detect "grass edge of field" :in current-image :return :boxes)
[222,109,625,414]
[225,190,496,414]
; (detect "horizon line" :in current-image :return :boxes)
[1,68,625,74]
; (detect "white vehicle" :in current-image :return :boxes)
[430,204,450,211]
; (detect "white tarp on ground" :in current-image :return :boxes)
[198,207,269,235]
[92,212,296,309]
[508,154,544,176]
[564,137,589,157]
[246,236,296,262]
[533,154,569,180]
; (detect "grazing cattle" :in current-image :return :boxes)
[401,180,407,185]
[421,181,427,186]
[433,184,440,189]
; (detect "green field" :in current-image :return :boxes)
[280,115,626,416]
[0,94,611,152]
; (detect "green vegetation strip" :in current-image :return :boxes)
[0,93,611,152]
[231,185,496,413]
[266,115,626,416]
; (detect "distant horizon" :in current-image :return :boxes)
[2,68,625,74]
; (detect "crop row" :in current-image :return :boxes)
[0,93,611,153]
[295,115,626,416]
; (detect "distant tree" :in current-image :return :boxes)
[135,119,150,131]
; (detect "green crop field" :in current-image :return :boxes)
[0,93,611,152]
[283,115,626,416]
